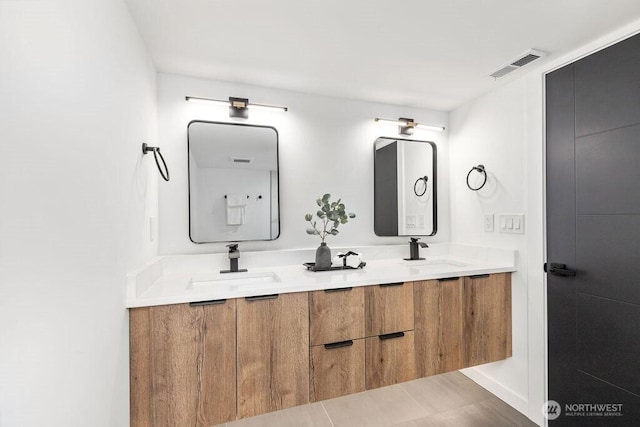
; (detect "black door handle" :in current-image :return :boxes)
[544,263,577,277]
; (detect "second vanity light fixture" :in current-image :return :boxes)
[185,96,288,119]
[374,117,445,135]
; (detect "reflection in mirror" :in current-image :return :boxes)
[188,121,279,243]
[374,137,437,236]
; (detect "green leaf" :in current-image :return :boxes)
[316,199,322,206]
[322,193,331,201]
[333,220,339,228]
[348,213,356,218]
[322,205,330,213]
[306,228,316,235]
[304,213,312,221]
[340,218,348,224]
[317,210,325,218]
[330,229,339,235]
[338,203,345,210]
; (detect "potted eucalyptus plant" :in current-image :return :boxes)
[305,194,356,269]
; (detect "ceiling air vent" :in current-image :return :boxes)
[490,48,548,79]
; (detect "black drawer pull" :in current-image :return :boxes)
[437,277,460,282]
[380,282,404,287]
[245,294,279,301]
[325,287,353,293]
[469,274,490,279]
[189,299,226,307]
[324,340,354,350]
[379,331,405,341]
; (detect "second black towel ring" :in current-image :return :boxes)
[414,176,429,197]
[142,143,170,182]
[466,164,487,191]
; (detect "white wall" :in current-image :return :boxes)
[157,73,450,255]
[0,1,157,426]
[449,18,640,426]
[450,76,531,417]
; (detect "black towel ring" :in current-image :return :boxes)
[142,143,170,182]
[413,176,429,197]
[466,164,487,191]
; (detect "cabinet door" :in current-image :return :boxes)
[414,278,464,377]
[310,339,365,402]
[365,282,414,337]
[237,292,309,419]
[463,273,512,366]
[310,287,365,346]
[129,299,236,427]
[365,331,416,389]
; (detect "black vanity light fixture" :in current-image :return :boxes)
[374,117,445,135]
[185,96,288,119]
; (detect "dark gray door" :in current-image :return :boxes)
[546,34,640,425]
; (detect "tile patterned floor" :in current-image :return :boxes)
[217,372,538,427]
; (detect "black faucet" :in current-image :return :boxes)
[220,243,248,273]
[405,237,428,261]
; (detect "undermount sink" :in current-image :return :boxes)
[399,259,468,267]
[188,271,281,289]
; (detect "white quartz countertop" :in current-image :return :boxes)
[126,243,517,308]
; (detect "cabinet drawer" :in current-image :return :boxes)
[310,287,365,345]
[365,282,414,336]
[310,339,365,402]
[365,330,416,389]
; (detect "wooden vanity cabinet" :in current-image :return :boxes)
[129,299,236,427]
[309,287,366,401]
[414,277,465,377]
[463,273,512,366]
[129,273,512,425]
[236,292,309,419]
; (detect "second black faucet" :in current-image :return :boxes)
[221,243,248,273]
[405,237,428,261]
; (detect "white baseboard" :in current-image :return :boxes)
[460,367,540,425]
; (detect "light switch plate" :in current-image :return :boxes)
[498,214,524,234]
[484,214,495,232]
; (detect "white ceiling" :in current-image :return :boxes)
[125,0,640,111]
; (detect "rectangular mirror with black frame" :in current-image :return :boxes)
[188,120,280,243]
[374,137,437,236]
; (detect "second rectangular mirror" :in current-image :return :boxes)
[188,120,280,243]
[374,137,437,236]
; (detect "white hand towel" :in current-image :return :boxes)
[226,194,247,225]
[226,194,247,207]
